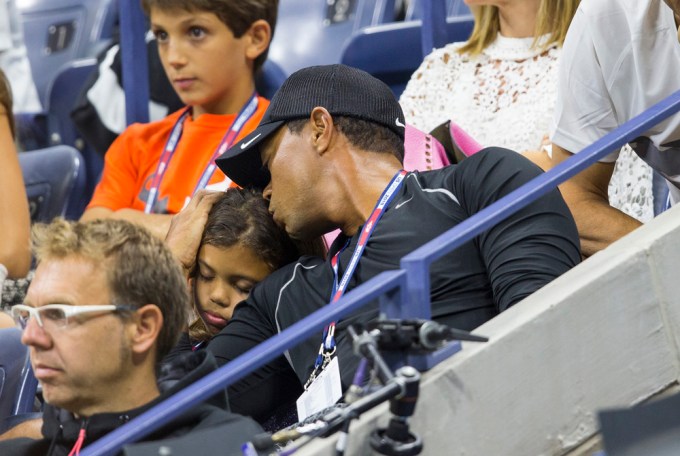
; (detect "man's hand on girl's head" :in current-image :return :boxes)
[166,190,224,277]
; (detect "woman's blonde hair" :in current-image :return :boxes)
[458,0,580,56]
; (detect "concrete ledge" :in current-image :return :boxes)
[297,206,680,455]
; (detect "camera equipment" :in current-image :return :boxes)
[243,320,488,455]
[365,318,488,352]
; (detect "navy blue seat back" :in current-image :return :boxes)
[46,59,97,148]
[19,145,86,223]
[256,60,288,99]
[18,0,117,106]
[406,0,471,20]
[269,0,401,76]
[652,170,671,216]
[340,15,474,98]
[44,58,103,218]
[0,328,31,433]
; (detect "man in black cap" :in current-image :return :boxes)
[167,64,581,423]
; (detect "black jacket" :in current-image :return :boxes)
[0,351,262,455]
[208,148,582,420]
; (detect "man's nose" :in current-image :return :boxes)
[21,318,52,350]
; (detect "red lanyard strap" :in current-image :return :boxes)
[144,93,259,214]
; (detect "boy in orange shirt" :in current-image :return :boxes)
[81,0,278,238]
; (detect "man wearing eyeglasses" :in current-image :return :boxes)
[0,218,261,455]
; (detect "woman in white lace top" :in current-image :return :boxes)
[400,0,579,152]
[399,0,654,223]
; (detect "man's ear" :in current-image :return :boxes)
[244,19,272,61]
[310,107,334,155]
[128,304,163,356]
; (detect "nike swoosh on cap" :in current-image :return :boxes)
[395,118,405,128]
[240,133,262,150]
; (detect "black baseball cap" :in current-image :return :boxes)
[216,64,406,188]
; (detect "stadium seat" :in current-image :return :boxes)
[17,0,118,106]
[256,60,288,100]
[0,328,37,434]
[18,145,87,223]
[340,15,474,97]
[405,0,471,20]
[652,170,671,216]
[269,0,402,76]
[43,58,103,219]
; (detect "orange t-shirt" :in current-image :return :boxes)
[87,97,269,214]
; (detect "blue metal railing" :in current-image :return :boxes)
[421,0,449,55]
[81,87,680,455]
[118,0,149,125]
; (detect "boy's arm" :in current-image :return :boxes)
[0,417,43,441]
[551,144,641,257]
[81,207,173,240]
[80,123,174,236]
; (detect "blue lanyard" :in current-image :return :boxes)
[313,170,408,371]
[144,93,259,214]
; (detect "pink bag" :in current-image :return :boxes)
[403,122,483,172]
[448,121,483,157]
[403,124,452,171]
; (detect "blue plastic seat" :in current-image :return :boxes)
[17,0,117,106]
[44,58,103,218]
[0,328,38,434]
[652,170,671,216]
[268,0,402,76]
[256,60,288,100]
[18,145,87,223]
[405,0,471,20]
[340,15,474,98]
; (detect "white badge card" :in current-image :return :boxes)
[296,356,343,421]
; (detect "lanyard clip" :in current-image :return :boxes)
[321,347,336,369]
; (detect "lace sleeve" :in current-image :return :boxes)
[400,37,560,152]
[399,43,465,132]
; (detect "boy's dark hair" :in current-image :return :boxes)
[288,116,405,163]
[141,0,278,73]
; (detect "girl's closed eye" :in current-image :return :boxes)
[197,269,214,282]
[198,275,213,283]
[233,280,255,296]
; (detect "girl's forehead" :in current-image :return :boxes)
[199,243,273,277]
